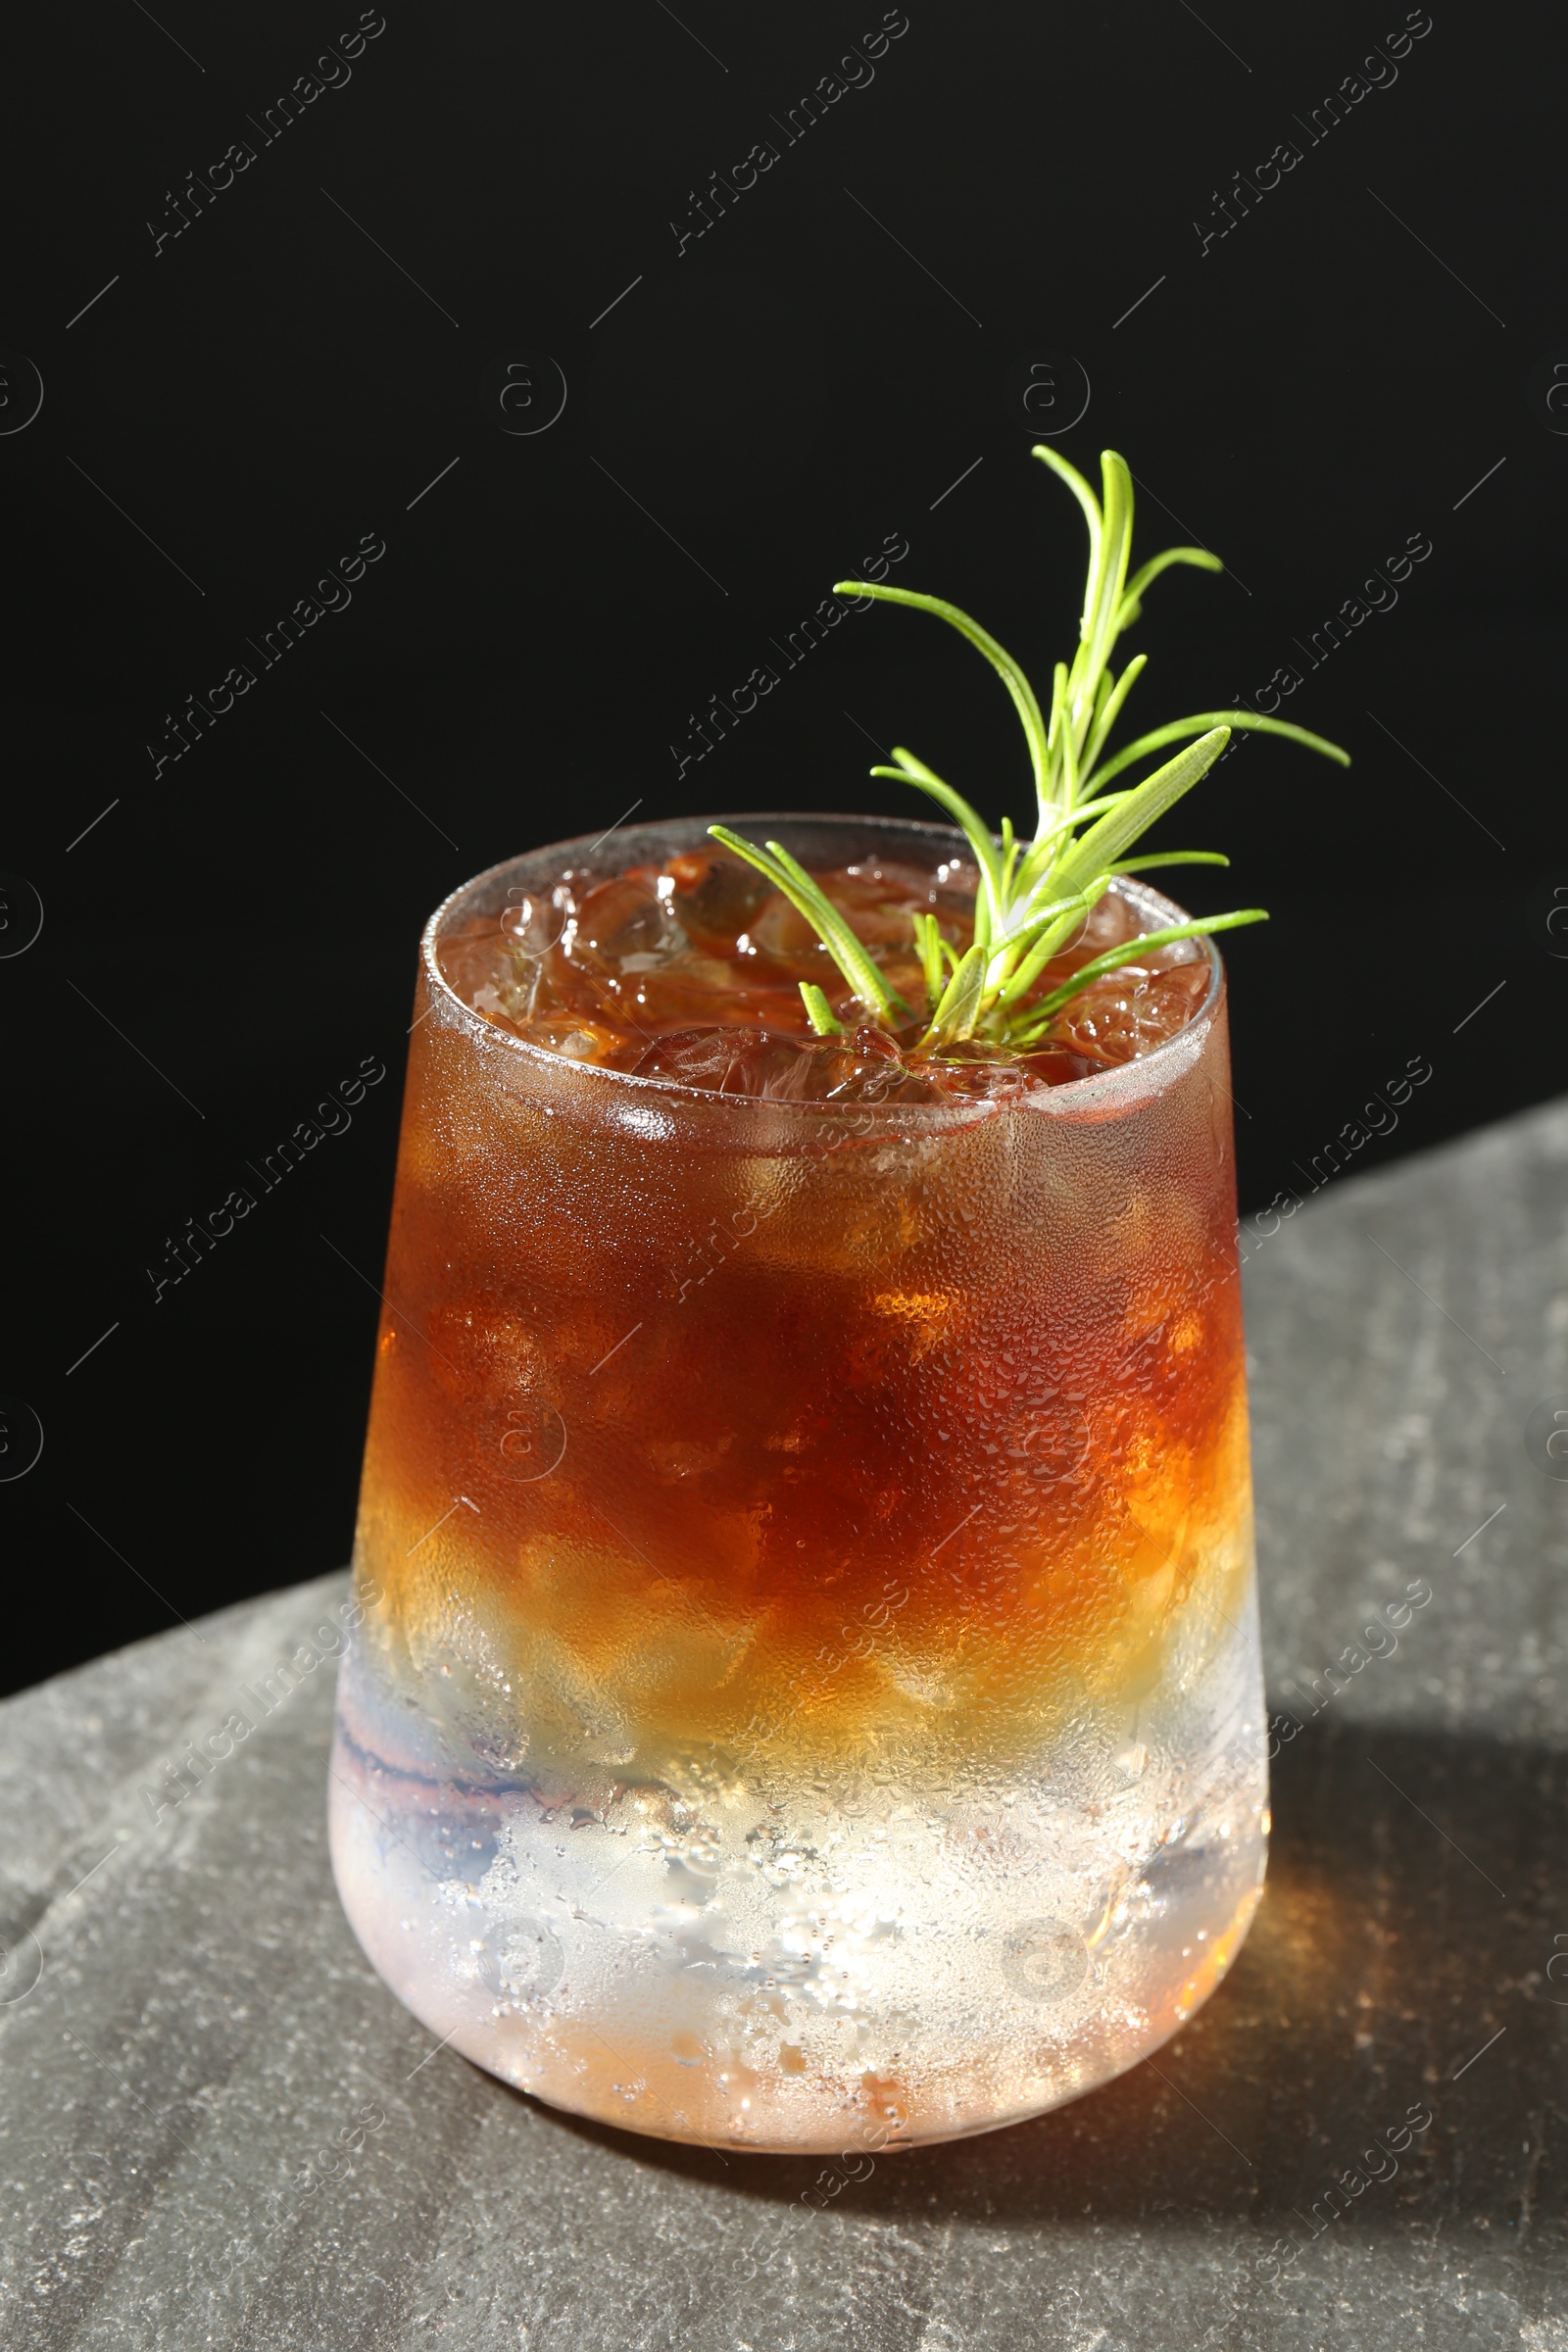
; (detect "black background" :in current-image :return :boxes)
[3,0,1563,1691]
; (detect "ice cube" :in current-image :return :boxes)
[663,851,774,955]
[629,1026,820,1098]
[808,1028,950,1104]
[1054,961,1209,1067]
[574,870,690,974]
[629,1025,949,1103]
[516,1014,633,1063]
[434,921,542,1032]
[499,884,573,959]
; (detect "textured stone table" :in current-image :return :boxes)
[4,1101,1568,2350]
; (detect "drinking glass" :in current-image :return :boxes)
[329,813,1267,2152]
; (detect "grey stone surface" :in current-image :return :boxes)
[4,1100,1568,2350]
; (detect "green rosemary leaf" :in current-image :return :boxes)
[837,581,1051,819]
[1031,447,1102,639]
[1057,689,1081,808]
[921,940,987,1050]
[1047,661,1069,757]
[911,911,947,1012]
[1110,851,1230,873]
[1009,910,1269,1040]
[799,982,845,1036]
[869,753,1004,914]
[1116,545,1222,630]
[1053,729,1232,894]
[1088,710,1350,793]
[1000,818,1021,903]
[1080,451,1135,716]
[1079,653,1147,781]
[707,825,905,1021]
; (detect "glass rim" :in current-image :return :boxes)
[418,810,1225,1117]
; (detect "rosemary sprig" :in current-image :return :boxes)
[711,448,1348,1054]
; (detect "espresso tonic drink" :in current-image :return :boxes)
[329,814,1266,2152]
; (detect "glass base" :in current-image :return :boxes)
[329,1608,1267,2155]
